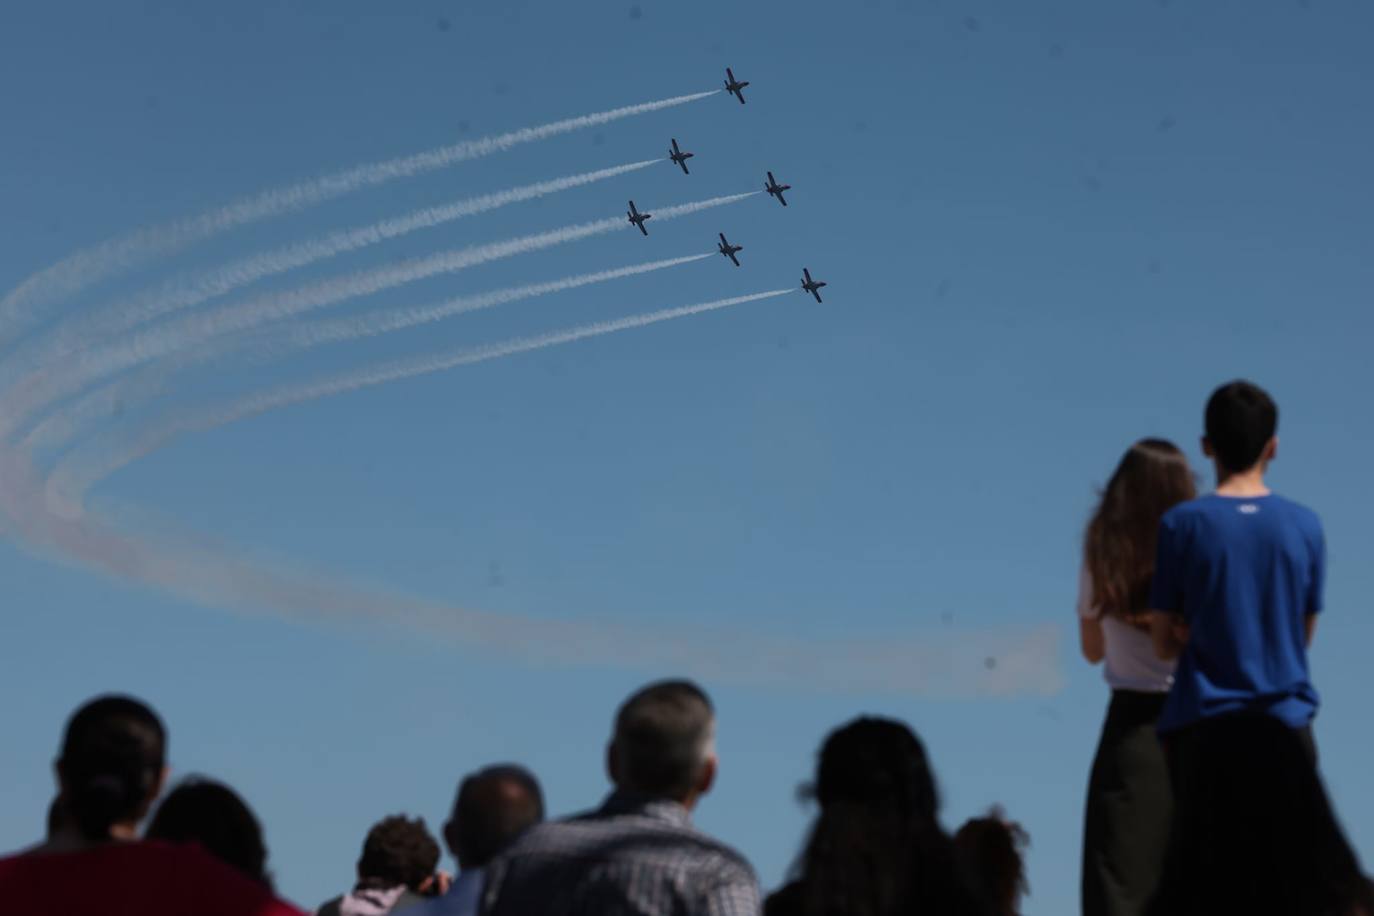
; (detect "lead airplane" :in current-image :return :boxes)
[801,268,828,303]
[765,171,791,207]
[627,200,651,236]
[717,233,743,267]
[669,138,694,175]
[724,67,749,104]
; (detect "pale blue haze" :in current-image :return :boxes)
[2,2,1372,914]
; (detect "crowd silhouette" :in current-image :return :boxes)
[2,380,1370,916]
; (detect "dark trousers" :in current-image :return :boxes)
[1082,690,1173,916]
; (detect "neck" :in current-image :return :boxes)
[1215,465,1269,497]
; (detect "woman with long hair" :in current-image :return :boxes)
[0,694,304,916]
[766,716,989,916]
[1079,439,1196,916]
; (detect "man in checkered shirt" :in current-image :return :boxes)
[479,679,760,916]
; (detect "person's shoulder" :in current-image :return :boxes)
[1160,496,1211,528]
[1270,494,1323,528]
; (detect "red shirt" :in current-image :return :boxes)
[0,840,307,916]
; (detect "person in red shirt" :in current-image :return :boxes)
[0,694,305,916]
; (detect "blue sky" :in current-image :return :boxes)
[2,1,1372,913]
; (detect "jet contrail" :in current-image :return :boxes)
[0,445,1063,697]
[0,90,720,346]
[1,192,759,441]
[22,253,715,455]
[43,289,796,515]
[1,159,662,388]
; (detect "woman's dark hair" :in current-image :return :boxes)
[782,717,987,916]
[57,695,167,842]
[1150,714,1374,916]
[954,808,1029,916]
[1084,439,1195,618]
[146,777,272,889]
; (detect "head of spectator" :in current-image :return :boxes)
[444,765,544,872]
[1203,379,1278,478]
[357,815,441,894]
[606,679,717,811]
[53,694,167,845]
[953,808,1029,916]
[146,776,273,889]
[769,716,985,916]
[1084,438,1195,620]
[1149,714,1373,916]
[319,816,443,916]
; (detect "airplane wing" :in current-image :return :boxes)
[729,253,740,266]
[678,160,689,175]
[777,192,787,206]
[720,233,728,244]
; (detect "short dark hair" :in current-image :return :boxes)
[954,807,1030,915]
[357,815,441,890]
[58,695,166,841]
[146,776,272,888]
[450,764,544,869]
[1205,380,1278,473]
[612,679,714,800]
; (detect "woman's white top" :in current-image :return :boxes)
[1077,564,1175,693]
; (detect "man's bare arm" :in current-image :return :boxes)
[1150,610,1188,660]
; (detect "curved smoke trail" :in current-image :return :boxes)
[0,159,662,389]
[22,253,715,456]
[0,90,718,345]
[44,289,795,516]
[1,193,758,442]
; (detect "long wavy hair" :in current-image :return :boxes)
[783,717,987,916]
[1084,439,1195,620]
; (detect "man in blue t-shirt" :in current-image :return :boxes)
[1148,380,1325,742]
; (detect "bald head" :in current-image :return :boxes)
[445,765,543,871]
[609,679,716,804]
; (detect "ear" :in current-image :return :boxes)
[696,754,718,799]
[1200,436,1215,459]
[606,741,619,786]
[1265,436,1279,464]
[153,766,170,802]
[443,818,460,862]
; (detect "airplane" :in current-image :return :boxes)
[724,67,749,104]
[717,233,743,267]
[765,171,791,207]
[626,200,651,236]
[668,138,694,175]
[801,267,828,303]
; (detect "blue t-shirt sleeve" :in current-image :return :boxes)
[1307,525,1326,615]
[1149,513,1185,615]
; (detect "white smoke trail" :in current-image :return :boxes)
[44,289,795,515]
[0,91,719,344]
[22,253,714,455]
[1,193,758,441]
[0,444,1063,696]
[0,159,662,388]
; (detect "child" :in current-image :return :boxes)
[1149,380,1324,752]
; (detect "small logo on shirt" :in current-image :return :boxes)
[1238,504,1260,514]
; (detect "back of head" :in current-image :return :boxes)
[449,764,544,870]
[57,695,166,842]
[791,717,978,916]
[357,815,441,892]
[1153,714,1372,916]
[1204,380,1278,474]
[611,679,715,801]
[146,776,271,888]
[953,809,1029,916]
[1085,438,1196,616]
